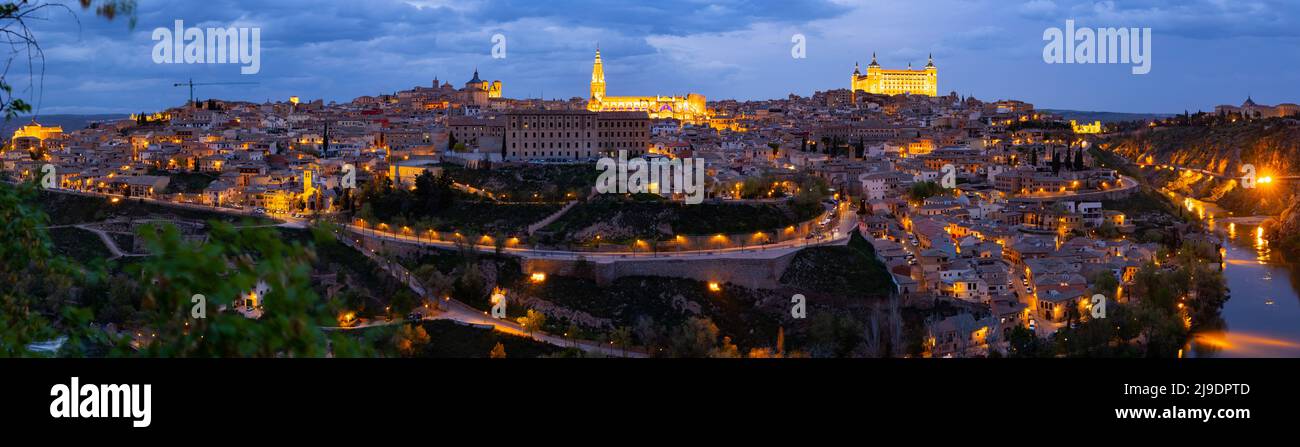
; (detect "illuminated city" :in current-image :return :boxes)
[2,0,1299,433]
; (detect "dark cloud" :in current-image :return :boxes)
[7,0,1299,115]
[461,0,850,35]
[1028,0,1300,39]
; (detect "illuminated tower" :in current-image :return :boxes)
[851,62,861,88]
[590,47,606,101]
[866,52,881,79]
[302,169,316,197]
[924,53,937,97]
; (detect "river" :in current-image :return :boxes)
[1171,193,1300,357]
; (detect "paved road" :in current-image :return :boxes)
[41,186,857,261]
[336,235,647,357]
[1007,175,1139,202]
[1143,162,1300,182]
[74,224,138,259]
[344,204,859,262]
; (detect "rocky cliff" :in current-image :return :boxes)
[1101,118,1300,216]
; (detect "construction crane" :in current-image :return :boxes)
[173,78,260,107]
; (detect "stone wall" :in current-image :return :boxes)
[520,251,800,289]
[353,230,802,289]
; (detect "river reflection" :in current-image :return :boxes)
[1187,224,1300,357]
[1159,190,1300,357]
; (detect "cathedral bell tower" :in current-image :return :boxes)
[590,47,606,101]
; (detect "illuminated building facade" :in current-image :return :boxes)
[10,122,64,153]
[851,53,938,97]
[464,69,503,106]
[1070,120,1103,134]
[586,48,709,124]
[1215,97,1300,119]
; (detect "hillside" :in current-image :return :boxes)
[1041,109,1172,124]
[1098,118,1300,216]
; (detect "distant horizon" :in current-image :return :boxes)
[12,104,1188,119]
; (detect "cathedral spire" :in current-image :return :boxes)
[869,52,879,67]
[590,46,606,100]
[926,53,935,68]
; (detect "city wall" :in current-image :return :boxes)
[353,233,801,289]
[520,251,800,289]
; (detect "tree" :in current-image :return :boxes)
[1133,303,1186,358]
[388,288,417,317]
[489,342,506,358]
[1057,303,1141,357]
[392,323,430,357]
[1006,326,1049,358]
[709,336,740,358]
[776,326,786,357]
[610,326,632,357]
[126,222,365,357]
[908,181,946,202]
[564,322,581,346]
[885,294,904,357]
[1095,220,1120,239]
[669,316,720,358]
[516,309,546,335]
[412,170,455,212]
[451,263,486,309]
[1088,270,1119,298]
[0,183,81,356]
[1130,262,1177,312]
[413,264,454,298]
[632,315,660,355]
[807,311,863,358]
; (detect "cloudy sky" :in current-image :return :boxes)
[17,0,1300,115]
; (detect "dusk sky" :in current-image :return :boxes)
[21,0,1300,115]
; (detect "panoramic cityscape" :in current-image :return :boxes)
[3,1,1300,365]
